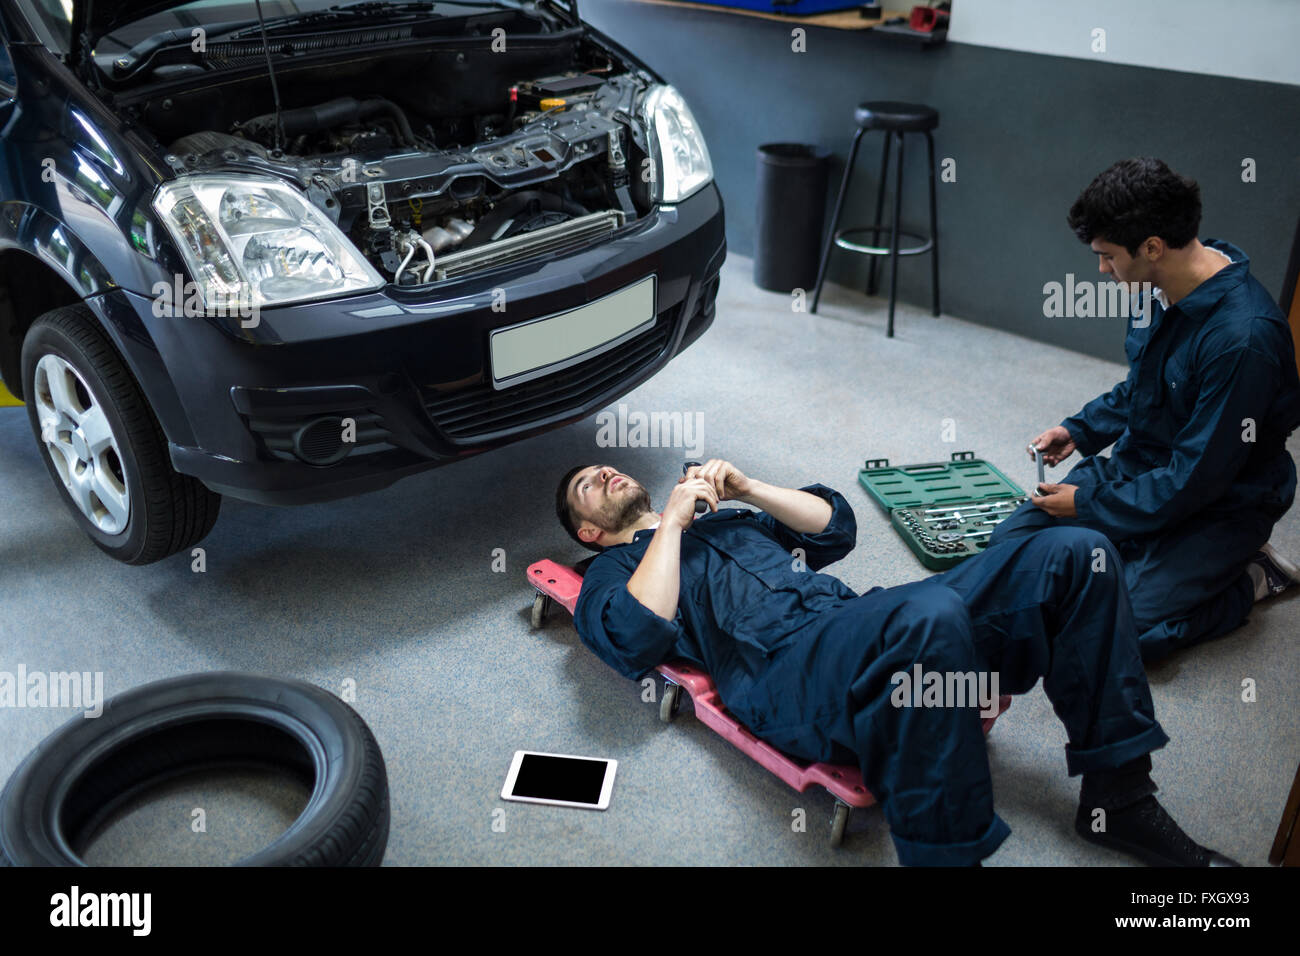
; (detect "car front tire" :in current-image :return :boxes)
[21,303,220,565]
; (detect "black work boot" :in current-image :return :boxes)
[1075,755,1240,867]
[1075,796,1240,866]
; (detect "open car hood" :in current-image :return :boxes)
[70,0,249,67]
[71,2,193,43]
[68,0,581,60]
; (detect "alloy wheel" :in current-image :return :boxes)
[31,353,130,535]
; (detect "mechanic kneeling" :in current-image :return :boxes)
[556,458,1237,866]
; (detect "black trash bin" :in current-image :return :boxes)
[754,143,831,293]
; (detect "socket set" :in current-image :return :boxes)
[858,451,1029,570]
[891,498,1028,562]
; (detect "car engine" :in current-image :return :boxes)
[161,70,654,285]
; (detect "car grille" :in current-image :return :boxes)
[424,311,676,443]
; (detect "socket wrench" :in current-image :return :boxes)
[1029,444,1047,495]
[683,460,709,514]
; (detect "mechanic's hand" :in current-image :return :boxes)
[680,459,752,503]
[663,477,718,530]
[1031,482,1077,517]
[1029,426,1077,466]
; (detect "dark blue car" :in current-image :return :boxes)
[0,0,724,563]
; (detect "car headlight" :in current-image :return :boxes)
[153,175,383,311]
[640,84,714,204]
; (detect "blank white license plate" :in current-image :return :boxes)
[490,275,657,389]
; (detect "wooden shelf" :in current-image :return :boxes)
[623,1,922,33]
[619,1,948,41]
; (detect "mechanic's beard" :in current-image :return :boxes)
[598,483,653,536]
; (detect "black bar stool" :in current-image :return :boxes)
[811,101,940,337]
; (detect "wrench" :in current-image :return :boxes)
[683,460,708,514]
[923,503,1018,518]
[1029,444,1047,495]
[937,519,1006,543]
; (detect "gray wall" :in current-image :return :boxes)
[583,0,1300,362]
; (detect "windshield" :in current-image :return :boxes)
[20,0,532,56]
[22,0,74,51]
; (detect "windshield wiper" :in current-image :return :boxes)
[105,18,260,79]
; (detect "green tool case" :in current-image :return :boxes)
[857,451,1028,570]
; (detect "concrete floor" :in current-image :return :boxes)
[1,254,1297,865]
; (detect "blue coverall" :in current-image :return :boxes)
[992,239,1300,660]
[573,485,1168,865]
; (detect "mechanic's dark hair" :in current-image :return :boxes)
[1067,158,1201,256]
[556,464,605,553]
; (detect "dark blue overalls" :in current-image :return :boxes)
[992,239,1300,660]
[574,485,1166,865]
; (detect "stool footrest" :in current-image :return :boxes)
[834,226,934,257]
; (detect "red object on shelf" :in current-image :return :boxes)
[909,5,950,31]
[526,557,1011,816]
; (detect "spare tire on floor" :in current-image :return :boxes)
[0,672,389,866]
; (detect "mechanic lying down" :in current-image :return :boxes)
[555,459,1237,867]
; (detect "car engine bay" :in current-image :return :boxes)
[159,69,652,285]
[105,9,664,288]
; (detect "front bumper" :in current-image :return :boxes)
[111,186,725,505]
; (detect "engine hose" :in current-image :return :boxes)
[369,98,417,147]
[393,240,417,285]
[242,96,417,146]
[416,236,436,283]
